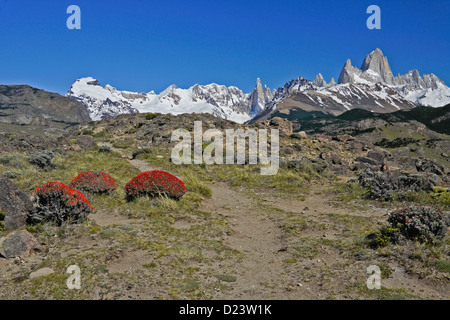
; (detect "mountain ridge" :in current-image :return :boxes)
[67,77,273,124]
[58,48,450,124]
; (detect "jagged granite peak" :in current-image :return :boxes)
[329,77,336,86]
[338,49,395,85]
[338,59,360,84]
[313,73,327,87]
[360,48,395,84]
[394,69,445,91]
[247,78,273,117]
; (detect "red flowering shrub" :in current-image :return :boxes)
[28,182,93,226]
[124,170,187,200]
[70,171,116,194]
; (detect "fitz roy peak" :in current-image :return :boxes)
[251,48,450,122]
[67,77,272,123]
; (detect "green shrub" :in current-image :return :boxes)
[145,113,160,120]
[82,129,94,136]
[435,260,450,273]
[431,186,450,206]
[368,226,400,248]
[2,171,20,179]
[113,138,135,149]
[29,151,55,169]
[374,137,419,148]
[131,148,152,159]
[0,209,6,231]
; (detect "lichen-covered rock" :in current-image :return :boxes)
[0,230,40,259]
[0,175,33,230]
[77,135,97,149]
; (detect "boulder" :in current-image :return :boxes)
[29,267,55,279]
[269,117,293,136]
[415,159,445,176]
[77,135,97,149]
[355,156,379,166]
[0,175,33,230]
[366,150,390,164]
[291,131,307,139]
[320,152,342,165]
[332,135,355,143]
[0,230,40,259]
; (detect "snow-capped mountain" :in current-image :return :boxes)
[67,77,272,124]
[251,48,450,122]
[337,48,450,107]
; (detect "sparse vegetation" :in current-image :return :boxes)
[0,111,448,300]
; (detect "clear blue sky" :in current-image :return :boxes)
[0,0,448,94]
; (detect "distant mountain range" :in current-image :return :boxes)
[66,48,450,124]
[66,77,274,123]
[0,48,449,135]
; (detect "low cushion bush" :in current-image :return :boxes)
[124,170,187,200]
[388,205,449,243]
[28,182,93,226]
[70,171,116,194]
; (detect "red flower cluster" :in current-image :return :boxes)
[70,171,117,194]
[30,182,93,225]
[34,182,94,210]
[124,170,187,200]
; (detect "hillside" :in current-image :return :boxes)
[0,111,448,300]
[0,85,91,136]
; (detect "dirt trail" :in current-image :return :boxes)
[99,142,299,299]
[200,182,294,299]
[99,142,160,172]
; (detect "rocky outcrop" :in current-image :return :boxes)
[267,117,293,136]
[0,85,91,127]
[0,175,33,230]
